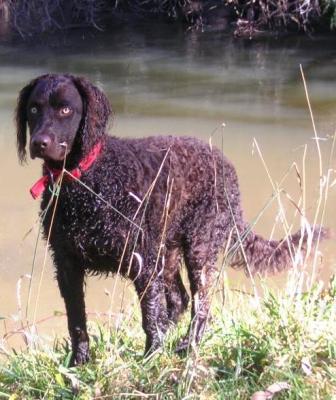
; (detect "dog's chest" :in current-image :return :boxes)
[42,182,137,262]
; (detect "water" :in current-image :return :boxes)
[0,26,335,346]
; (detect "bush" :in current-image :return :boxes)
[2,0,335,38]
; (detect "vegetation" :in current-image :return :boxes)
[323,0,336,29]
[0,273,335,399]
[1,0,336,39]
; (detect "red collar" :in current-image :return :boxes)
[30,141,103,199]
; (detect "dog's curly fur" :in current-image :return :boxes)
[16,73,327,365]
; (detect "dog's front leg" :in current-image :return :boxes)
[56,259,89,366]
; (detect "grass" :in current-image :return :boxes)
[0,273,335,399]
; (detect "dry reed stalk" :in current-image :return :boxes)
[299,64,333,290]
[32,159,67,325]
[110,147,172,328]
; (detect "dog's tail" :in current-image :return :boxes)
[229,223,329,275]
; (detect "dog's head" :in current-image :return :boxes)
[16,74,112,166]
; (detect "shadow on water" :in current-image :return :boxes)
[0,25,335,346]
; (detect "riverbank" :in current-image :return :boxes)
[1,0,336,40]
[1,274,335,399]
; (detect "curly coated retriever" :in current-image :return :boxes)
[16,73,326,365]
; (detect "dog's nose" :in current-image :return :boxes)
[31,135,51,151]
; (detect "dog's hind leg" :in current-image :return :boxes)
[166,272,189,324]
[175,258,217,353]
[164,247,189,324]
[176,215,224,353]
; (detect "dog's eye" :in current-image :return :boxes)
[60,106,72,116]
[30,106,38,115]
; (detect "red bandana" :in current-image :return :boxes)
[30,141,103,199]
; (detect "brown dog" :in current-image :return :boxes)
[16,73,326,365]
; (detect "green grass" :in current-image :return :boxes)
[1,275,335,399]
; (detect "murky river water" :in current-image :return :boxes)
[0,26,335,347]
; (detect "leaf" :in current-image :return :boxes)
[251,381,291,400]
[55,373,65,387]
[58,366,80,392]
[251,391,272,400]
[266,381,291,393]
[301,357,313,376]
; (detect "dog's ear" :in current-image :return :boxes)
[15,78,38,163]
[71,76,112,156]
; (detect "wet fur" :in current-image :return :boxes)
[16,74,326,365]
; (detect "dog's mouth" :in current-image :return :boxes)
[59,142,68,152]
[30,141,69,162]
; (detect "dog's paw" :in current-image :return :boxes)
[70,341,90,366]
[175,338,191,355]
